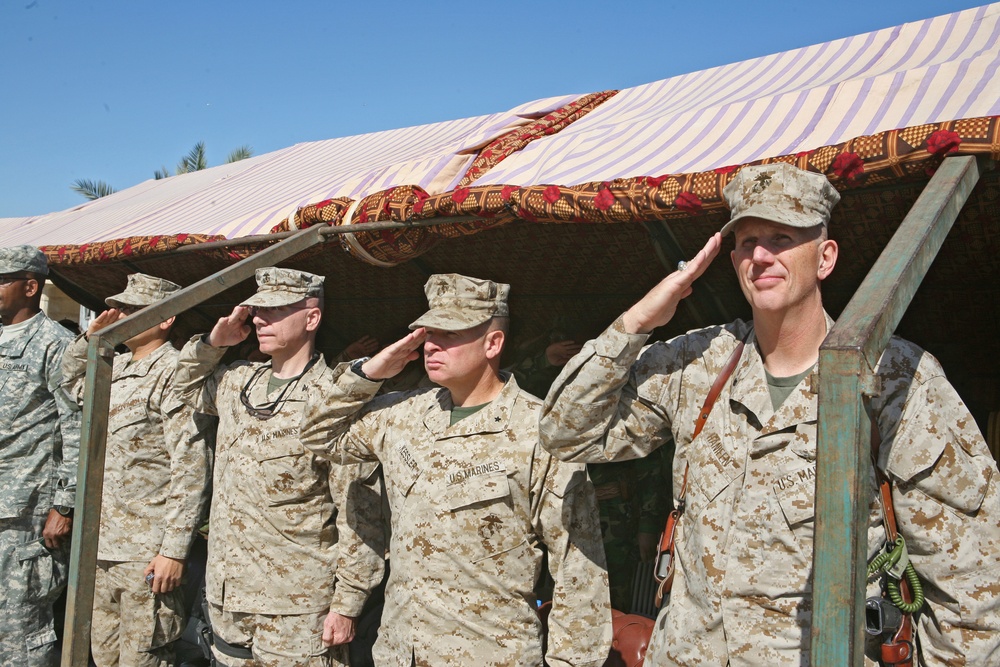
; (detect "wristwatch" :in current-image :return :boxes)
[350,357,372,381]
[53,505,74,518]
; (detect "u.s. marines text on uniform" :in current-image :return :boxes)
[173,268,385,667]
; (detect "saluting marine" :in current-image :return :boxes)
[300,273,612,667]
[62,273,212,666]
[540,164,1000,666]
[173,268,385,667]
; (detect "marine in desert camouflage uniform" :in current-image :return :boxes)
[61,273,212,666]
[0,245,80,666]
[300,273,612,667]
[540,163,1000,666]
[172,268,385,667]
[511,339,669,612]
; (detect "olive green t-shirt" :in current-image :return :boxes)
[450,403,488,426]
[765,367,813,411]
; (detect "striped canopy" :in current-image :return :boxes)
[473,3,1000,186]
[2,3,997,250]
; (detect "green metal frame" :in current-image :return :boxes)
[811,155,983,666]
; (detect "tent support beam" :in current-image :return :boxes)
[811,155,982,667]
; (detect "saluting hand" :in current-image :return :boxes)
[207,306,252,348]
[622,232,722,334]
[359,328,426,381]
[343,335,380,359]
[546,340,583,367]
[86,309,125,336]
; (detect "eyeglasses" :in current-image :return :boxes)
[0,273,30,286]
[117,304,143,316]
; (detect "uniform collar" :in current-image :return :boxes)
[729,312,832,436]
[245,352,327,405]
[423,371,519,439]
[113,340,173,380]
[0,312,45,357]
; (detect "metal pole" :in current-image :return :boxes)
[811,155,982,666]
[61,336,114,667]
[61,223,329,666]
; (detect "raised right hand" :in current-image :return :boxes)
[86,309,124,336]
[206,306,252,348]
[359,328,427,380]
[622,233,722,334]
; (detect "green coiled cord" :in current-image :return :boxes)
[867,536,925,614]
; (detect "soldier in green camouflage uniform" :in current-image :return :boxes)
[0,245,80,666]
[173,268,386,667]
[62,273,212,667]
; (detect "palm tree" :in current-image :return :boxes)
[74,141,255,199]
[70,178,118,201]
[155,141,254,179]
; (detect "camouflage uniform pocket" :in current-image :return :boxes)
[149,591,185,650]
[445,470,525,563]
[773,466,817,528]
[126,585,186,652]
[15,539,59,603]
[25,625,58,652]
[256,452,324,506]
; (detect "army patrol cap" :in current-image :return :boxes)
[409,273,510,331]
[106,273,181,308]
[240,267,325,308]
[721,163,841,236]
[0,245,49,277]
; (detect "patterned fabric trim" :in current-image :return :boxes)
[337,116,1000,266]
[41,233,227,267]
[267,196,354,236]
[40,116,999,269]
[455,90,619,189]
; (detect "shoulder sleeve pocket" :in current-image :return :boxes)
[886,433,992,515]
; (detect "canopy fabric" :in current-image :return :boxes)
[3,94,585,248]
[10,4,998,459]
[473,3,1000,187]
[15,3,995,270]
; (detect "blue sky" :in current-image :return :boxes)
[0,0,987,217]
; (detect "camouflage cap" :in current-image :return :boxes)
[240,267,324,308]
[106,273,182,308]
[0,245,49,276]
[409,273,510,331]
[721,163,841,236]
